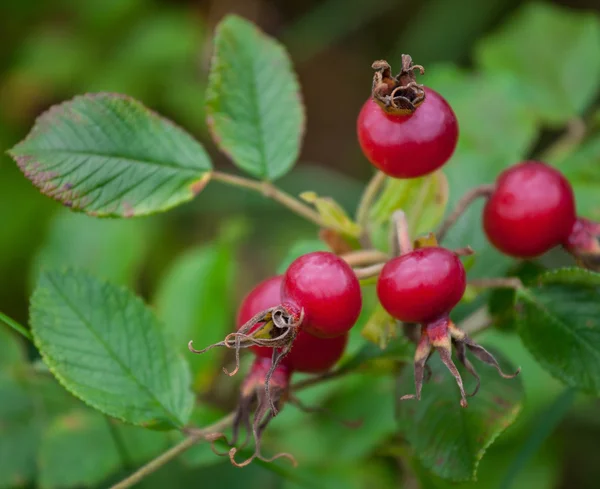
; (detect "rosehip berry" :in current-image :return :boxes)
[483,161,576,258]
[357,87,458,179]
[377,247,466,323]
[281,251,362,338]
[237,275,348,373]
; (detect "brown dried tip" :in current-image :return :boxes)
[211,357,298,468]
[399,316,520,408]
[563,217,600,272]
[371,55,426,115]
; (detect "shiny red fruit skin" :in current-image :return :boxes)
[483,161,576,258]
[377,247,466,323]
[281,251,362,338]
[237,275,348,373]
[357,87,458,178]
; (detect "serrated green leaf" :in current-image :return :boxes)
[9,93,212,217]
[205,15,304,180]
[38,410,121,489]
[397,350,523,481]
[276,239,328,274]
[0,373,40,489]
[516,268,600,394]
[30,269,194,429]
[475,3,600,125]
[154,242,236,388]
[32,209,152,287]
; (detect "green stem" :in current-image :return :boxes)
[356,171,386,238]
[0,311,32,341]
[210,171,327,228]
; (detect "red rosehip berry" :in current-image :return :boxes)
[483,161,576,258]
[237,275,348,373]
[357,87,458,179]
[377,247,466,323]
[281,251,362,338]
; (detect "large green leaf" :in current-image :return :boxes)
[516,268,600,394]
[154,242,236,387]
[38,410,121,489]
[32,209,152,287]
[30,269,194,429]
[475,2,600,125]
[0,374,40,489]
[9,93,212,217]
[397,350,523,481]
[205,15,304,180]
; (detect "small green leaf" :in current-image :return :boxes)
[154,242,236,388]
[0,373,40,489]
[397,350,523,481]
[30,269,194,429]
[38,410,121,489]
[9,93,212,217]
[276,239,328,274]
[301,192,361,237]
[516,268,600,394]
[360,304,397,349]
[476,3,600,125]
[206,15,305,180]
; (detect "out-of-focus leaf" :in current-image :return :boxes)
[32,209,152,287]
[179,405,228,467]
[397,350,523,481]
[205,15,304,181]
[516,268,600,394]
[30,269,194,429]
[300,192,361,237]
[154,241,236,388]
[114,422,171,465]
[276,240,328,274]
[9,93,212,217]
[0,324,25,369]
[476,2,600,125]
[38,410,121,489]
[360,304,397,349]
[0,374,40,489]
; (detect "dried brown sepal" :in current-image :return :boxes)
[371,55,426,115]
[218,357,298,468]
[563,217,600,272]
[398,316,520,408]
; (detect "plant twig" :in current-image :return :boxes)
[0,311,32,341]
[353,263,385,280]
[340,249,389,267]
[210,171,327,229]
[109,414,234,489]
[538,117,586,163]
[356,171,387,241]
[392,210,412,255]
[436,184,495,243]
[468,277,523,290]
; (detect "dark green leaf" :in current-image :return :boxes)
[9,93,212,217]
[397,350,523,481]
[206,15,304,180]
[30,269,194,429]
[516,268,600,394]
[476,3,600,125]
[38,410,121,489]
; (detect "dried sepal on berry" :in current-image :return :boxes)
[563,217,600,271]
[371,55,426,115]
[208,357,297,468]
[400,316,520,408]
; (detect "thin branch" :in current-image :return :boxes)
[109,414,234,489]
[356,171,387,241]
[353,263,385,280]
[392,210,412,255]
[538,117,586,163]
[210,171,327,229]
[436,184,495,243]
[468,277,523,290]
[0,311,32,341]
[341,249,389,267]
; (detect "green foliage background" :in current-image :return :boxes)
[1,1,600,488]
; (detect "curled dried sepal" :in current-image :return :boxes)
[215,357,298,468]
[371,55,426,115]
[399,316,520,408]
[563,217,600,271]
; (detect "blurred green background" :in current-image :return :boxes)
[1,0,600,488]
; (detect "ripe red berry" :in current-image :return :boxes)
[237,275,348,373]
[357,87,458,179]
[281,251,362,338]
[483,161,576,258]
[377,247,466,323]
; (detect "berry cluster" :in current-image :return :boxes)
[188,55,598,467]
